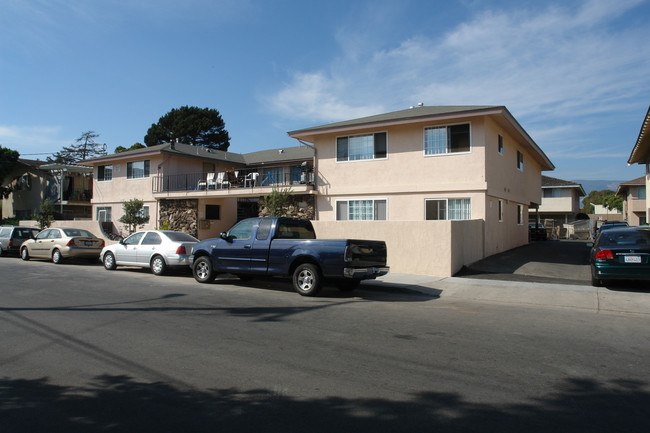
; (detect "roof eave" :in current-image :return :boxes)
[628,106,650,164]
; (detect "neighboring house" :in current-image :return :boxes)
[616,176,647,225]
[532,175,585,225]
[83,142,315,239]
[1,159,92,220]
[288,105,554,276]
[627,106,650,223]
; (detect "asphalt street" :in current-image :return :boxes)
[1,257,650,432]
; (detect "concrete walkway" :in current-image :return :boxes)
[362,272,650,316]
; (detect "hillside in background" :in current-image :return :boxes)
[573,180,623,196]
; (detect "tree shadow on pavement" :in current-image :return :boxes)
[1,375,649,433]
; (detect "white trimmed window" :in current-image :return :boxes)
[337,132,387,162]
[498,135,504,154]
[424,124,470,155]
[137,205,150,219]
[96,206,112,222]
[517,151,524,171]
[127,160,150,179]
[98,165,113,181]
[425,198,471,220]
[336,199,387,220]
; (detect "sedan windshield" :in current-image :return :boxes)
[164,232,199,242]
[599,230,650,247]
[62,229,96,238]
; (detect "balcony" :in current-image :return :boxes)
[152,167,315,198]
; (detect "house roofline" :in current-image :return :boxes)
[628,106,650,164]
[288,105,554,171]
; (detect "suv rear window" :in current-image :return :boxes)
[13,228,38,239]
[0,228,11,237]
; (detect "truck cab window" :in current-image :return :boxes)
[229,219,254,240]
[256,219,272,240]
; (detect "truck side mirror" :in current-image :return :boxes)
[220,232,232,242]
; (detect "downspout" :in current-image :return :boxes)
[293,138,318,220]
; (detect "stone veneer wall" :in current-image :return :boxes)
[159,199,199,237]
[258,194,314,220]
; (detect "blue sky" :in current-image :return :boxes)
[1,0,649,181]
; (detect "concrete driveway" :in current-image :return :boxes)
[455,240,592,286]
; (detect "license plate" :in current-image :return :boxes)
[624,256,641,263]
[84,241,93,247]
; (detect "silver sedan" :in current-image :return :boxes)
[101,230,198,275]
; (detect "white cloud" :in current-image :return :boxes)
[267,0,650,138]
[0,125,68,156]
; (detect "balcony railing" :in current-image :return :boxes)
[152,168,314,193]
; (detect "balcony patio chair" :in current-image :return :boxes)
[244,172,259,187]
[217,171,230,189]
[206,172,216,189]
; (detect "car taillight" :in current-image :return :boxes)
[66,239,76,247]
[8,240,13,247]
[176,246,187,255]
[595,249,614,260]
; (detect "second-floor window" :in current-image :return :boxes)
[424,123,470,155]
[517,151,524,171]
[337,132,387,162]
[498,134,504,154]
[97,165,113,181]
[127,160,150,179]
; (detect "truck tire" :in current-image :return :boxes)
[193,256,215,283]
[293,263,322,296]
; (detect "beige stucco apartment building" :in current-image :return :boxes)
[84,142,316,240]
[617,176,647,225]
[289,105,554,276]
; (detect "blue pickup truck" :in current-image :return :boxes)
[190,217,389,296]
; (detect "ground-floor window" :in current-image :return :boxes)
[336,199,387,220]
[137,205,150,220]
[206,204,221,220]
[96,206,112,222]
[425,198,471,220]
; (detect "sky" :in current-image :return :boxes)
[1,0,650,182]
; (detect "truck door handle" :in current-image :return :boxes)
[244,244,252,249]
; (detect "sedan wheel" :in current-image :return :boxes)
[52,249,63,264]
[103,252,117,270]
[21,247,30,261]
[151,255,166,276]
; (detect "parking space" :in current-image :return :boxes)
[455,240,592,286]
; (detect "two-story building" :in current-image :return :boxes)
[84,142,315,239]
[288,105,554,276]
[2,159,92,220]
[532,175,585,225]
[617,176,647,225]
[627,106,650,223]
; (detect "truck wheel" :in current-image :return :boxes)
[193,256,215,283]
[336,279,360,292]
[293,263,322,296]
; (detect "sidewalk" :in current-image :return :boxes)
[362,273,650,316]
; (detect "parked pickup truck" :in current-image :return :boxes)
[190,217,389,296]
